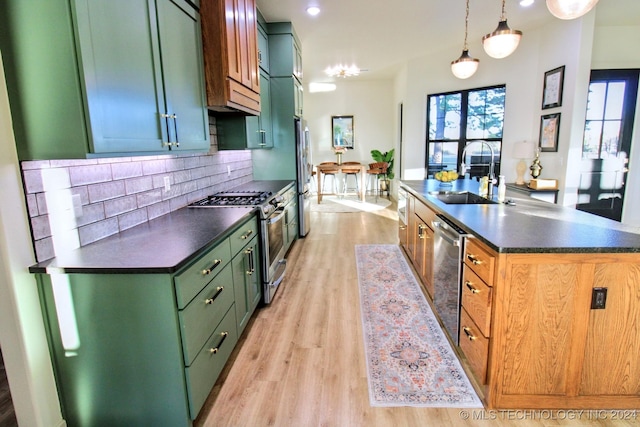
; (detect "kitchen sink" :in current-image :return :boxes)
[428,191,497,205]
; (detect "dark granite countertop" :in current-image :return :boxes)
[401,179,640,254]
[30,180,296,274]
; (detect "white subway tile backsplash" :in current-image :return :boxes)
[88,181,126,203]
[117,208,149,231]
[112,161,144,180]
[69,163,112,186]
[104,195,138,218]
[78,218,119,246]
[21,120,253,263]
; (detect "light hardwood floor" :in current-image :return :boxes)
[194,203,637,427]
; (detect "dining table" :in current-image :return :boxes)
[316,163,367,203]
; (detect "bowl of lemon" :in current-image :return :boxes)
[434,170,459,186]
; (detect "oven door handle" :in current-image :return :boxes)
[267,208,286,224]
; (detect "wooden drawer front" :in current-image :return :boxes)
[230,216,259,255]
[461,266,493,338]
[459,308,489,384]
[414,200,437,228]
[464,239,495,285]
[180,265,234,366]
[175,238,232,309]
[185,305,238,419]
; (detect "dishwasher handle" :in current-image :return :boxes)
[432,221,461,246]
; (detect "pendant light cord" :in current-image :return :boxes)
[463,0,470,50]
[500,0,507,20]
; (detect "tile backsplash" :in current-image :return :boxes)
[21,117,253,262]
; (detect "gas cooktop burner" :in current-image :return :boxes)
[190,190,273,207]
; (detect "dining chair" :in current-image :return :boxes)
[366,162,388,202]
[341,161,361,194]
[318,162,339,194]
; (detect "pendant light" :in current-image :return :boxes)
[451,0,479,79]
[482,0,523,59]
[546,0,599,20]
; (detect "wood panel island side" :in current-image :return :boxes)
[400,179,640,410]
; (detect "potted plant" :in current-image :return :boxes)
[370,149,395,191]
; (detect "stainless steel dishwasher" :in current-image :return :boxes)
[431,214,470,345]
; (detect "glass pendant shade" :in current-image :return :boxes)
[546,0,599,20]
[482,20,522,59]
[451,50,480,79]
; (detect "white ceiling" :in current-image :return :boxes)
[255,0,640,84]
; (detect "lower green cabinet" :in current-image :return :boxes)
[35,214,261,426]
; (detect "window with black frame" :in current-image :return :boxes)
[426,85,506,180]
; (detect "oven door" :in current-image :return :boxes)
[263,207,287,303]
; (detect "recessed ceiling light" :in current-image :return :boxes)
[520,0,534,6]
[306,6,320,16]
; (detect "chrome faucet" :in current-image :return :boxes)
[459,141,496,197]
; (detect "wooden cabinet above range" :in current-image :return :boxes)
[201,0,261,115]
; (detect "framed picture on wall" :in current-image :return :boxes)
[331,115,354,149]
[539,113,561,152]
[542,66,565,109]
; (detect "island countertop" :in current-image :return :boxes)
[401,179,640,253]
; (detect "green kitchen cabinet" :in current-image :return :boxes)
[217,70,273,149]
[229,216,261,335]
[257,12,270,73]
[266,22,303,82]
[0,0,209,160]
[35,214,260,425]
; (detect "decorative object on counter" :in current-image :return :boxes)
[482,0,522,59]
[355,244,483,408]
[332,115,354,148]
[539,113,561,152]
[451,0,479,79]
[333,146,347,165]
[512,140,535,185]
[497,175,507,202]
[529,148,543,179]
[528,178,558,190]
[546,0,599,20]
[434,170,459,187]
[542,65,565,109]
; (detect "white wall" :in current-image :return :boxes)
[0,54,65,427]
[305,80,395,170]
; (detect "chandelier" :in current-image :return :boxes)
[325,64,361,78]
[482,0,523,59]
[451,0,479,79]
[546,0,599,20]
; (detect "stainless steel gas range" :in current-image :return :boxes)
[189,181,296,304]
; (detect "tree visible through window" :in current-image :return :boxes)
[426,85,506,179]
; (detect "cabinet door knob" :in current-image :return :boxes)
[208,331,229,354]
[462,326,477,341]
[465,281,480,293]
[205,286,224,305]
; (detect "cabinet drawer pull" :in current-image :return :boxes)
[208,331,229,354]
[466,254,483,265]
[241,229,253,239]
[245,247,255,275]
[202,259,222,276]
[465,281,480,293]
[205,286,224,305]
[462,326,477,341]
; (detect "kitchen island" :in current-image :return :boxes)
[400,179,640,410]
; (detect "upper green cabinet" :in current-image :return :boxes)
[0,0,209,160]
[266,22,303,82]
[217,70,273,149]
[257,11,270,73]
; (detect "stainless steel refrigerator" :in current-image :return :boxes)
[295,118,311,237]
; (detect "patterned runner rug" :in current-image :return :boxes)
[355,244,483,408]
